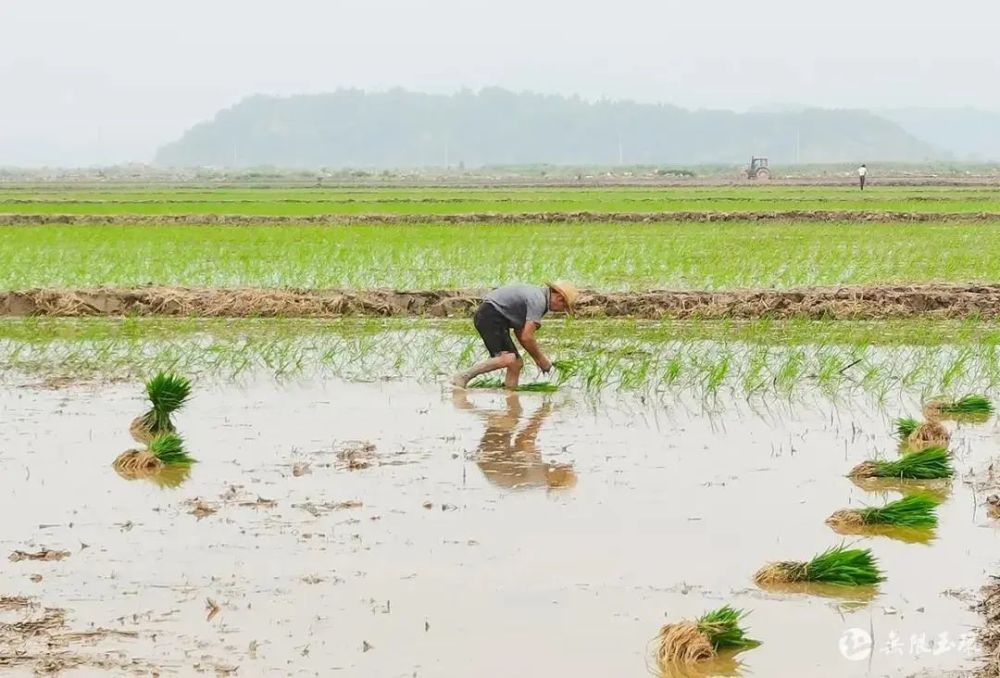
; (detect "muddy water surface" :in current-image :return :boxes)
[1,379,997,677]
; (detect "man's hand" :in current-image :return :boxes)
[516,322,549,372]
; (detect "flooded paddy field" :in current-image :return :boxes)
[2,319,999,676]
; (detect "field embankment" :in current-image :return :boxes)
[4,283,1000,319]
[3,210,1000,225]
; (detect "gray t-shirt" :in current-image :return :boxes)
[484,284,549,329]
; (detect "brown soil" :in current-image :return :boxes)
[0,600,151,675]
[5,283,1000,320]
[2,210,1000,226]
[979,578,1000,677]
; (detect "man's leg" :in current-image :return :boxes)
[504,356,524,389]
[451,351,519,388]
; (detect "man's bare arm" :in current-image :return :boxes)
[516,322,551,371]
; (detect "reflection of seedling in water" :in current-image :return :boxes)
[827,494,939,530]
[753,545,884,587]
[113,433,196,482]
[849,475,952,504]
[849,447,953,480]
[130,372,192,443]
[654,605,760,669]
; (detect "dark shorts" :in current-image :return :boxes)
[474,302,520,359]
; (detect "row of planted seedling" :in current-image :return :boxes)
[653,394,992,674]
[112,373,196,488]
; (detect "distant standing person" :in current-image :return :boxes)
[451,282,579,390]
[858,163,868,191]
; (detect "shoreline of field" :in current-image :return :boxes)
[5,283,1000,319]
[4,210,1000,225]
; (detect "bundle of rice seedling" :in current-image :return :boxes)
[113,433,195,481]
[654,605,759,668]
[894,417,919,439]
[849,447,953,479]
[467,377,559,393]
[753,545,884,587]
[826,495,939,530]
[130,372,192,443]
[927,394,993,417]
[905,418,950,451]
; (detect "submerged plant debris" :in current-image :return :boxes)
[8,549,71,563]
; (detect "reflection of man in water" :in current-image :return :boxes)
[453,391,577,490]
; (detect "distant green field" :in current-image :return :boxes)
[2,185,1000,215]
[2,220,998,290]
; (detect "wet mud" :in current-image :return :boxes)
[1,379,997,676]
[5,283,1000,320]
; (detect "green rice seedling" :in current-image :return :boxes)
[130,372,192,443]
[849,447,953,479]
[941,394,993,414]
[895,417,919,439]
[148,433,196,466]
[551,359,580,381]
[753,545,884,587]
[827,494,939,530]
[654,605,759,667]
[467,377,559,393]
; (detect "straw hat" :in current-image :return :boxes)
[547,281,580,312]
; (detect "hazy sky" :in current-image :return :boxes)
[3,0,998,166]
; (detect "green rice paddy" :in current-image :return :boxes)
[3,220,1000,290]
[3,182,1000,399]
[3,316,1000,401]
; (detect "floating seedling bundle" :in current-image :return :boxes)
[925,394,993,418]
[849,447,953,480]
[113,433,196,481]
[654,605,759,669]
[827,494,939,530]
[753,545,884,587]
[904,418,950,451]
[130,372,192,443]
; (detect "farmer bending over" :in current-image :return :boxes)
[451,282,579,389]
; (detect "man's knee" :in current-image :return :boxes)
[497,352,520,368]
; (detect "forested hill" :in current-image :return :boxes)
[155,88,940,167]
